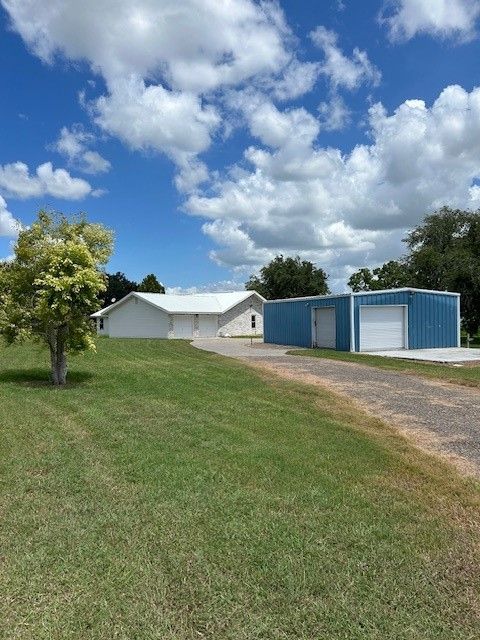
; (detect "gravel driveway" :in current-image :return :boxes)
[193,339,480,478]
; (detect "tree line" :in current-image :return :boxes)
[247,207,480,335]
[101,271,165,306]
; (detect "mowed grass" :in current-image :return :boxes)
[288,348,480,388]
[0,339,479,639]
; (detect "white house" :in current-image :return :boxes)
[91,291,265,339]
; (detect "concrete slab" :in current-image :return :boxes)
[192,337,301,358]
[366,347,480,363]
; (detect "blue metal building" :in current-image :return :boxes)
[263,288,460,352]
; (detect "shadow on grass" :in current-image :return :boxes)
[0,368,94,388]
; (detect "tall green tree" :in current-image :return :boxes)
[0,211,113,385]
[138,273,165,293]
[246,255,329,300]
[348,260,411,292]
[405,207,480,334]
[102,271,137,306]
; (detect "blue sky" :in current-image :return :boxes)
[1,0,480,292]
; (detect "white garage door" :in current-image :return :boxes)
[198,315,218,337]
[173,315,194,338]
[360,306,406,351]
[315,307,336,348]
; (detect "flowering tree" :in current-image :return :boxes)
[0,211,113,385]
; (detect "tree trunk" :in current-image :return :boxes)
[48,325,68,386]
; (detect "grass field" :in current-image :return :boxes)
[288,348,480,388]
[1,339,480,639]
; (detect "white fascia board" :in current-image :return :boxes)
[169,311,221,316]
[221,291,265,314]
[264,293,351,304]
[352,287,460,297]
[92,292,172,317]
[90,291,137,317]
[457,297,461,347]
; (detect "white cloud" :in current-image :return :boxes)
[54,125,111,174]
[310,26,381,90]
[92,76,220,158]
[2,2,295,167]
[225,90,320,149]
[381,0,480,42]
[248,102,319,149]
[174,158,210,194]
[185,85,480,282]
[0,161,94,200]
[1,0,315,191]
[318,94,351,130]
[268,59,320,101]
[2,0,291,91]
[0,196,20,237]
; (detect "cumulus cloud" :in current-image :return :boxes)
[318,94,351,130]
[268,59,320,101]
[0,161,94,200]
[8,0,475,290]
[92,76,220,159]
[0,196,20,237]
[2,0,291,90]
[2,0,301,187]
[381,0,480,42]
[310,26,381,90]
[185,85,480,283]
[53,125,111,174]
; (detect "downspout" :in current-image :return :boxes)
[349,293,355,352]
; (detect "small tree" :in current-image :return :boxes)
[246,255,329,299]
[138,273,165,293]
[0,211,113,385]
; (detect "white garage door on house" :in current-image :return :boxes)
[360,305,406,351]
[315,307,336,348]
[173,315,194,338]
[198,315,218,337]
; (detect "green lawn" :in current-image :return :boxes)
[288,348,480,388]
[1,339,479,639]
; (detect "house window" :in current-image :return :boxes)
[251,314,256,329]
[99,318,104,330]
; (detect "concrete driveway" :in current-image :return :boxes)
[192,338,480,478]
[192,337,296,358]
[367,347,480,363]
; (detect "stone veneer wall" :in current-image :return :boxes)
[219,295,263,336]
[167,315,175,338]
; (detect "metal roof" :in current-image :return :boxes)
[91,290,264,317]
[263,287,460,304]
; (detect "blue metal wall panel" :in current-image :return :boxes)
[353,290,458,350]
[265,289,458,351]
[312,296,351,351]
[408,291,458,349]
[263,298,312,348]
[264,295,351,350]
